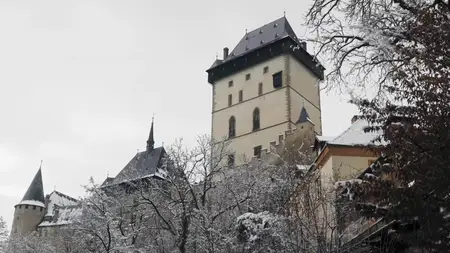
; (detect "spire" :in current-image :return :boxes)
[20,163,45,204]
[297,107,312,124]
[146,115,155,152]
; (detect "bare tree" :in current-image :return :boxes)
[305,0,449,96]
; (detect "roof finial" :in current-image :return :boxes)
[245,28,247,34]
[107,170,109,177]
[284,10,286,17]
[54,185,56,191]
[216,52,218,59]
[146,115,155,152]
[39,160,43,169]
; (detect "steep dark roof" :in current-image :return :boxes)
[20,168,45,204]
[111,147,166,184]
[225,17,300,62]
[297,107,312,124]
[207,17,325,83]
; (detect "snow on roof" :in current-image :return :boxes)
[316,135,334,142]
[296,164,311,171]
[44,191,78,217]
[38,206,81,227]
[18,200,45,208]
[328,119,385,147]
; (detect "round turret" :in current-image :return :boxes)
[10,167,46,235]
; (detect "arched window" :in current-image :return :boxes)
[253,108,260,131]
[229,116,236,138]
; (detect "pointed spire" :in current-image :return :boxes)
[297,107,312,124]
[20,163,45,204]
[146,115,155,152]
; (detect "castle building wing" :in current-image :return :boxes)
[38,190,80,227]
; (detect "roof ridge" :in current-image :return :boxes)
[52,190,78,203]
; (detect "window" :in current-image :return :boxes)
[229,116,236,138]
[263,66,269,74]
[33,206,36,210]
[252,107,260,131]
[254,145,262,159]
[40,207,43,212]
[18,205,21,209]
[25,205,29,209]
[279,135,284,143]
[228,94,232,106]
[246,73,251,81]
[258,82,263,95]
[239,90,243,102]
[228,154,235,167]
[273,71,283,88]
[228,80,233,87]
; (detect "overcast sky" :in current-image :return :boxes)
[0,0,358,228]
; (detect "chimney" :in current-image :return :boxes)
[300,42,307,51]
[223,47,229,59]
[351,115,359,124]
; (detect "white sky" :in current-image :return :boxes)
[0,0,358,228]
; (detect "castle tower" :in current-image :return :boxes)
[11,167,45,235]
[206,17,325,165]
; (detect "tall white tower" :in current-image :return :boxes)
[206,17,325,165]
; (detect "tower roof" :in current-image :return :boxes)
[225,17,300,62]
[206,17,325,83]
[18,167,45,206]
[297,107,313,124]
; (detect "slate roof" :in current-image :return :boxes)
[297,107,313,124]
[18,168,45,206]
[38,205,81,227]
[224,17,301,63]
[110,147,166,185]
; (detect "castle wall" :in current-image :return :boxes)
[11,203,45,235]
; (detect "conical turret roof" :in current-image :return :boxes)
[18,167,45,206]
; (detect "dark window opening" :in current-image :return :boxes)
[258,82,263,96]
[263,66,269,74]
[273,71,282,88]
[228,154,235,167]
[40,207,43,212]
[228,80,233,87]
[25,205,29,209]
[33,206,36,210]
[239,90,243,102]
[18,205,21,209]
[229,116,236,138]
[246,73,251,81]
[254,145,262,159]
[253,108,260,131]
[228,94,232,106]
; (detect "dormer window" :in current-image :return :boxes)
[228,80,233,87]
[246,73,251,81]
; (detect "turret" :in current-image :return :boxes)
[146,116,155,152]
[11,166,45,235]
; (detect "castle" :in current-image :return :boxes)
[11,16,333,237]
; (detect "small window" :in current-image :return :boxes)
[228,154,235,167]
[239,90,243,102]
[229,116,236,138]
[252,108,260,131]
[33,206,36,210]
[228,80,233,87]
[273,71,282,88]
[254,145,262,159]
[263,66,269,74]
[40,207,43,212]
[258,82,263,96]
[228,94,232,106]
[245,73,251,81]
[25,205,29,209]
[18,205,21,209]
